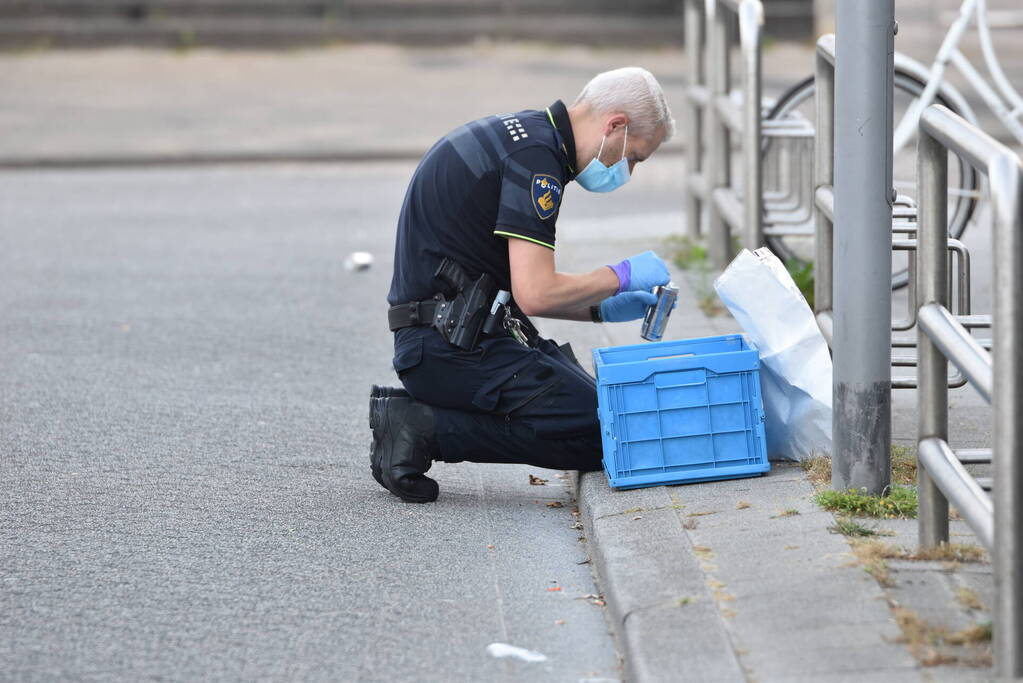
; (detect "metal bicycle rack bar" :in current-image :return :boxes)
[708,0,762,266]
[812,35,986,390]
[683,0,764,267]
[813,35,836,343]
[915,104,1023,677]
[684,0,814,267]
[763,118,816,232]
[683,0,707,239]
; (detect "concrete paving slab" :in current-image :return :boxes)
[782,671,923,683]
[711,550,871,600]
[740,643,916,678]
[725,590,900,634]
[920,670,994,682]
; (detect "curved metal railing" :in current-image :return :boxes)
[915,103,1023,676]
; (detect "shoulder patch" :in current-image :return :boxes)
[531,174,562,220]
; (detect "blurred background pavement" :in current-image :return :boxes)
[2,1,1021,679]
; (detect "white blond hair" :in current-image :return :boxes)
[573,67,676,142]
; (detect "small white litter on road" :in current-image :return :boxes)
[344,251,374,271]
[485,643,548,663]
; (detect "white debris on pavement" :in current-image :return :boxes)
[485,643,548,663]
[344,251,374,271]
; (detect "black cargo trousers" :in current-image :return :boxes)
[391,326,604,471]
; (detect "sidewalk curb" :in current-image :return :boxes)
[0,146,686,171]
[0,149,425,170]
[574,471,746,683]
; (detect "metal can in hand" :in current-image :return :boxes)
[641,282,678,342]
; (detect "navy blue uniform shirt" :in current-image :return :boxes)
[387,100,577,306]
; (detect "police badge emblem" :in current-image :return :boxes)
[531,173,562,220]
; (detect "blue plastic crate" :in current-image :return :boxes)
[592,334,770,490]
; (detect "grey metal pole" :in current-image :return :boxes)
[685,0,705,238]
[916,128,950,548]
[990,152,1023,678]
[831,0,894,494]
[706,0,732,269]
[813,36,834,315]
[738,0,763,251]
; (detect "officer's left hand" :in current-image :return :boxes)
[599,290,659,323]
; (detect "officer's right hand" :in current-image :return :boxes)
[610,251,671,293]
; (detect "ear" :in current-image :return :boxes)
[603,113,629,136]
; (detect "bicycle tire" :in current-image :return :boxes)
[763,70,980,290]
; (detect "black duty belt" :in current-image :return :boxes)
[389,296,540,349]
[388,257,540,350]
[387,298,445,332]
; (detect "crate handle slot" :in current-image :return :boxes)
[647,353,697,361]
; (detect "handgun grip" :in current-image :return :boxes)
[434,258,470,293]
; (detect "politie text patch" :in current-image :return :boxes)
[531,174,563,220]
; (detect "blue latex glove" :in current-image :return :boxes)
[608,251,671,294]
[599,290,659,323]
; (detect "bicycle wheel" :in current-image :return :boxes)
[763,70,980,290]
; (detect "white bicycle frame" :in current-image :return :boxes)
[893,0,1023,154]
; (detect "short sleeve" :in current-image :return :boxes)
[494,146,564,251]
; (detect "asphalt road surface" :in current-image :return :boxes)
[0,161,661,682]
[2,151,996,680]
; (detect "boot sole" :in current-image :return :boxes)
[369,386,383,427]
[369,398,387,490]
[370,385,410,409]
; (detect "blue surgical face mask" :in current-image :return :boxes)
[575,126,631,193]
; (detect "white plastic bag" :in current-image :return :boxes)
[713,248,832,461]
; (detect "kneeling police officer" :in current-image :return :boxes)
[371,67,676,502]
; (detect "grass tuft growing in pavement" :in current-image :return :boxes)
[910,543,987,563]
[804,447,972,523]
[664,235,704,270]
[890,445,918,485]
[945,621,993,645]
[800,453,832,488]
[785,258,815,310]
[801,445,918,490]
[851,539,899,587]
[815,485,918,519]
[893,607,992,667]
[850,540,988,589]
[662,234,726,317]
[828,516,894,538]
[852,539,987,564]
[955,587,984,611]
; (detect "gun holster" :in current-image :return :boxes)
[435,273,494,351]
[388,258,496,351]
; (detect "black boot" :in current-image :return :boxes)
[369,396,440,503]
[368,398,386,490]
[370,385,410,399]
[368,386,412,488]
